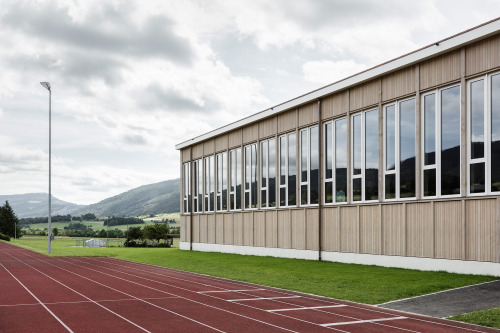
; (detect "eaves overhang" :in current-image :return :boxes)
[176,17,500,150]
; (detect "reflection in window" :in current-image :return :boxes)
[183,162,190,214]
[279,132,297,207]
[244,144,257,209]
[261,138,276,208]
[229,148,242,210]
[384,99,415,200]
[469,79,485,194]
[422,85,461,197]
[352,109,378,202]
[204,156,214,212]
[193,159,203,213]
[300,126,319,205]
[216,152,227,211]
[441,86,461,196]
[492,74,500,192]
[324,118,347,204]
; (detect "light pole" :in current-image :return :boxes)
[40,81,52,254]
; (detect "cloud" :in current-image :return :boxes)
[303,60,368,85]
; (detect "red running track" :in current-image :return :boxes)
[0,241,497,333]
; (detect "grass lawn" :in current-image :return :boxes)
[5,236,496,308]
[449,308,500,329]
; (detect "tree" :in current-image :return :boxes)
[0,201,21,238]
[52,228,59,236]
[127,226,143,240]
[143,223,169,243]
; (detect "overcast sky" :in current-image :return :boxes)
[0,0,499,205]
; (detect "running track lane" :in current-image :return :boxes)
[0,242,498,333]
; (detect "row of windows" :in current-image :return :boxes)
[183,75,500,213]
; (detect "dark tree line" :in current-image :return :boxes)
[19,213,98,226]
[103,217,144,227]
[0,201,21,240]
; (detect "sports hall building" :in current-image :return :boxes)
[176,19,500,276]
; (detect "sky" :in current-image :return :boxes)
[0,0,499,205]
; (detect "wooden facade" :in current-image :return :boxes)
[177,21,500,274]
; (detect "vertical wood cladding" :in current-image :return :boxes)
[228,129,242,148]
[406,202,434,258]
[265,210,277,248]
[215,134,228,152]
[243,123,259,144]
[466,34,500,76]
[340,206,357,253]
[254,211,266,247]
[382,66,416,101]
[233,213,243,246]
[182,148,190,162]
[278,109,297,133]
[278,210,292,248]
[204,140,215,155]
[243,212,253,246]
[349,79,379,111]
[419,50,461,90]
[192,143,203,159]
[224,214,233,245]
[306,209,319,251]
[322,91,348,120]
[321,207,339,252]
[359,205,380,254]
[298,102,318,127]
[434,201,463,260]
[259,117,277,138]
[382,204,405,256]
[466,199,499,262]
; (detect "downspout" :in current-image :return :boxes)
[190,147,193,251]
[317,99,322,261]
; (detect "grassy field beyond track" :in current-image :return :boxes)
[5,236,496,307]
[449,308,500,329]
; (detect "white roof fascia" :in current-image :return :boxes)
[176,18,500,150]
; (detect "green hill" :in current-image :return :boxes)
[72,178,180,217]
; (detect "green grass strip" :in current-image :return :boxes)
[5,237,496,305]
[449,307,500,329]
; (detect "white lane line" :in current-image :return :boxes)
[0,250,151,333]
[198,289,265,293]
[0,262,74,333]
[228,296,301,302]
[267,305,347,312]
[20,253,298,333]
[321,316,407,327]
[0,296,181,308]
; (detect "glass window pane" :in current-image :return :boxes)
[301,185,308,205]
[269,139,276,206]
[336,119,347,203]
[301,130,308,183]
[353,115,362,175]
[424,94,436,165]
[261,141,267,188]
[470,163,485,193]
[492,74,500,192]
[386,105,396,171]
[441,86,461,195]
[210,156,214,211]
[423,169,436,197]
[325,181,333,203]
[471,80,485,160]
[280,137,286,185]
[352,178,361,202]
[385,174,396,199]
[288,133,297,206]
[400,99,416,198]
[325,122,333,180]
[310,126,319,205]
[236,149,241,209]
[365,110,379,200]
[198,160,203,211]
[222,152,227,210]
[245,146,251,190]
[251,144,257,208]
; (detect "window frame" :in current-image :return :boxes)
[260,138,277,209]
[323,117,348,205]
[182,162,190,214]
[467,72,500,196]
[193,159,203,213]
[279,132,297,208]
[216,151,227,212]
[421,84,462,199]
[299,125,319,207]
[229,147,242,211]
[383,98,416,201]
[351,108,379,203]
[244,143,258,210]
[204,155,215,212]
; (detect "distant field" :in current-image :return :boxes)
[23,213,181,232]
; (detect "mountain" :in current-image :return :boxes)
[0,193,84,218]
[72,178,180,218]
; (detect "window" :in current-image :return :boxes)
[229,148,242,210]
[244,144,257,209]
[384,99,415,200]
[260,138,276,208]
[216,152,227,211]
[422,85,461,197]
[324,118,348,204]
[182,162,190,214]
[279,132,297,207]
[299,126,319,205]
[204,155,215,212]
[352,109,379,202]
[467,73,500,195]
[193,159,203,213]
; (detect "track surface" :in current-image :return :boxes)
[0,242,497,333]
